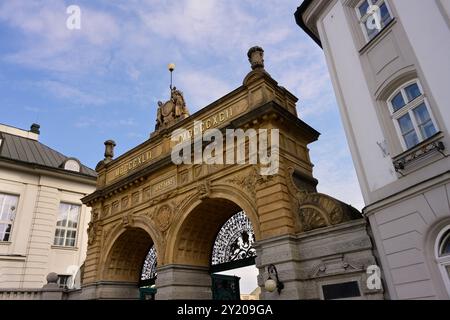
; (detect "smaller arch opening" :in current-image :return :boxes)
[103,228,154,284]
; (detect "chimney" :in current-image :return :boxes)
[30,123,40,135]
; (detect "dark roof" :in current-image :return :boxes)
[0,132,96,178]
[294,0,323,47]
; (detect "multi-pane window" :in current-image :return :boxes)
[388,80,438,150]
[54,203,80,247]
[0,193,18,242]
[356,0,393,41]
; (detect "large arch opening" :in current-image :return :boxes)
[173,198,243,266]
[172,198,259,300]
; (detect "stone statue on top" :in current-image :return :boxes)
[155,86,190,132]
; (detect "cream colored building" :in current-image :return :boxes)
[296,0,450,299]
[0,123,96,289]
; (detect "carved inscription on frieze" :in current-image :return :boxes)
[104,99,248,185]
[152,176,177,196]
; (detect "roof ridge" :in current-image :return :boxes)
[0,132,96,177]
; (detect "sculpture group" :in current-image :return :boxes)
[155,87,190,131]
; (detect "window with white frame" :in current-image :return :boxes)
[54,203,80,247]
[435,226,450,296]
[356,0,393,41]
[388,80,438,151]
[0,193,18,242]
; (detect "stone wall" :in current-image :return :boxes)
[256,220,384,300]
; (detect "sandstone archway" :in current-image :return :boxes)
[102,228,154,283]
[80,47,380,300]
[155,196,258,300]
[173,198,242,266]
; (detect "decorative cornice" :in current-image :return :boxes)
[393,136,445,172]
[83,101,320,206]
[294,0,329,48]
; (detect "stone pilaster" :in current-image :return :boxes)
[155,264,212,300]
[255,220,384,300]
[255,235,303,300]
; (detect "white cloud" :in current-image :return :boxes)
[136,0,256,50]
[75,117,137,129]
[36,80,106,106]
[23,106,47,113]
[126,132,146,139]
[178,70,232,112]
[0,0,120,73]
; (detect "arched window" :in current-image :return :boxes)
[388,80,438,150]
[435,226,450,296]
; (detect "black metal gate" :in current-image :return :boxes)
[211,274,240,300]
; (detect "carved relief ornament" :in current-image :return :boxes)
[286,167,362,232]
[154,205,173,232]
[226,165,275,199]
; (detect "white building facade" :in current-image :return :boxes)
[296,0,450,299]
[0,123,96,289]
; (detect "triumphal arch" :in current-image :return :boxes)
[80,47,383,300]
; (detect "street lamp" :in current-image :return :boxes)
[168,63,175,92]
[264,264,284,294]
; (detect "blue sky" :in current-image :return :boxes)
[0,0,364,211]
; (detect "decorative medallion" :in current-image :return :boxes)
[155,205,172,232]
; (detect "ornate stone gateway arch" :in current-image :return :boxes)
[80,47,383,300]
